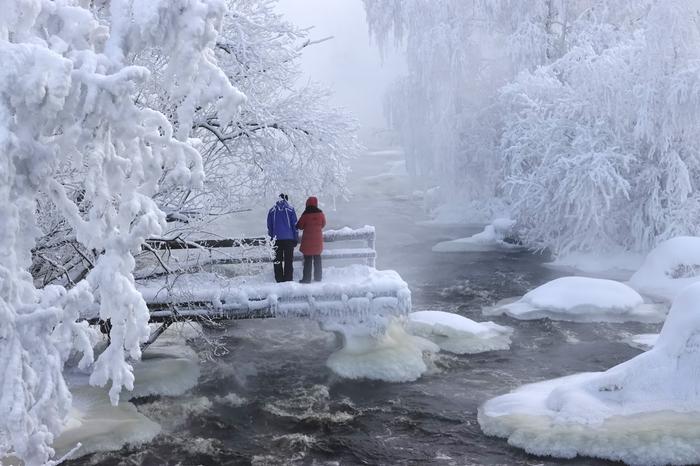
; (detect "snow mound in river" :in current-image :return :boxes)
[407,311,512,354]
[479,282,700,465]
[323,319,438,382]
[629,236,700,302]
[486,276,665,323]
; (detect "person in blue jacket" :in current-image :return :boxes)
[267,193,298,282]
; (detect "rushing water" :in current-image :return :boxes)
[69,150,659,465]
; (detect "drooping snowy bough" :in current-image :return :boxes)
[0,2,244,464]
[479,282,700,465]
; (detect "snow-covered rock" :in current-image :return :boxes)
[629,236,700,302]
[486,276,665,323]
[432,218,521,252]
[323,319,439,382]
[407,311,512,354]
[479,282,700,465]
[623,333,659,351]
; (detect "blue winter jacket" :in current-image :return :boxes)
[267,200,299,242]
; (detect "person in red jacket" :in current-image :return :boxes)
[296,196,326,283]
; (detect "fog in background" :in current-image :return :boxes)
[276,0,405,135]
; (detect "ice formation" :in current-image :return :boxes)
[432,219,520,252]
[128,324,201,398]
[323,319,439,382]
[486,276,665,323]
[629,236,700,302]
[406,311,512,354]
[479,282,700,465]
[51,386,161,462]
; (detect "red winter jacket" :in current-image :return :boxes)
[296,197,326,256]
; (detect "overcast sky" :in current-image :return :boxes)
[275,0,405,130]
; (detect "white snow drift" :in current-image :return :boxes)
[407,311,512,354]
[629,236,700,302]
[486,276,665,323]
[432,219,520,252]
[479,282,700,465]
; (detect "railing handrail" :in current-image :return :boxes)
[142,225,377,273]
[146,225,375,251]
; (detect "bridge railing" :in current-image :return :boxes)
[142,225,376,276]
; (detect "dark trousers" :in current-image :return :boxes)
[301,255,322,282]
[273,239,296,282]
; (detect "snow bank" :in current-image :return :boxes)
[629,236,700,302]
[479,282,700,465]
[323,319,438,382]
[432,219,521,252]
[52,386,160,461]
[407,311,512,354]
[486,277,665,323]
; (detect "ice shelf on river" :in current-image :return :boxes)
[53,323,202,461]
[478,282,700,466]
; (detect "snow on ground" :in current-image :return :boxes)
[629,236,700,302]
[53,324,202,461]
[545,250,645,281]
[322,319,439,382]
[478,282,700,466]
[406,311,512,354]
[485,277,666,323]
[623,333,659,351]
[432,219,521,253]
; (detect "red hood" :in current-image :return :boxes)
[306,196,318,207]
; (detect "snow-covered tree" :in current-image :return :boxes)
[150,0,358,230]
[32,0,359,284]
[362,0,574,217]
[366,0,700,255]
[502,0,700,254]
[0,1,244,464]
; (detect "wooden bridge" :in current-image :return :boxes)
[131,226,410,348]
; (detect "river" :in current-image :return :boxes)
[68,148,658,465]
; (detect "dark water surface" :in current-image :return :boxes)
[70,151,657,465]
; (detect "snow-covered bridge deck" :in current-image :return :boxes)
[135,226,410,329]
[139,264,411,322]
